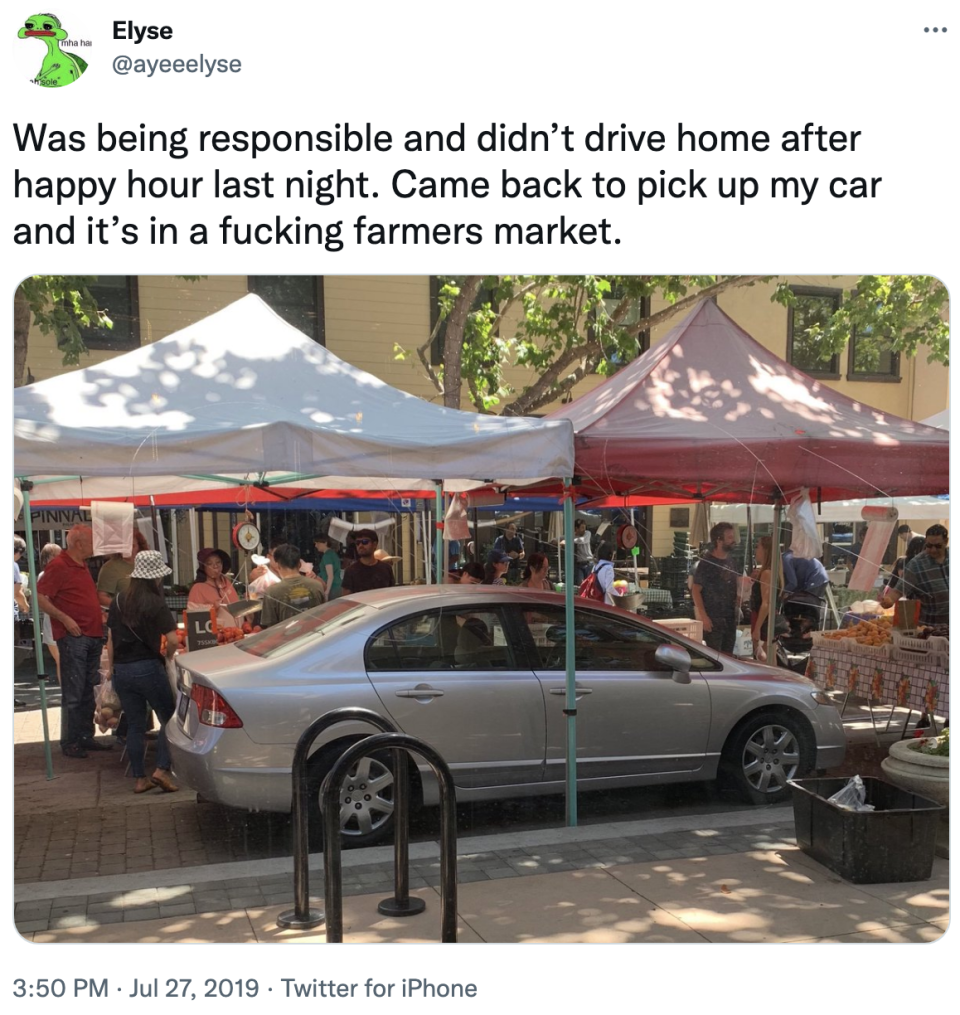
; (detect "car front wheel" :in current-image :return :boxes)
[720,711,811,805]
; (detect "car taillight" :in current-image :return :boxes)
[190,684,243,728]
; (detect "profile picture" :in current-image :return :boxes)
[18,13,88,87]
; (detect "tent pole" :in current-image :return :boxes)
[422,507,431,582]
[188,508,198,570]
[433,482,444,586]
[562,480,578,827]
[766,503,783,663]
[171,509,180,585]
[630,508,640,588]
[19,482,55,781]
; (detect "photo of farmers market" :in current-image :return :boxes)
[12,274,950,943]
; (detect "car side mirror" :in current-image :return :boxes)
[655,644,693,684]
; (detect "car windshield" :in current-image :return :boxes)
[237,599,368,659]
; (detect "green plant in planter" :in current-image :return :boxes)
[917,727,949,757]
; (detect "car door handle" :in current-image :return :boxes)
[549,687,593,695]
[395,687,445,698]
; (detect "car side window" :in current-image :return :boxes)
[521,606,719,672]
[366,608,514,672]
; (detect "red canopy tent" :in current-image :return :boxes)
[543,300,948,504]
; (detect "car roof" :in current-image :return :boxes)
[344,586,603,610]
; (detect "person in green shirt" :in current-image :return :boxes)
[313,533,342,600]
[260,544,327,627]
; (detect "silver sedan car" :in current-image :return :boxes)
[167,587,845,847]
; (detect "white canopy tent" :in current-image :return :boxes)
[14,294,576,786]
[14,294,574,498]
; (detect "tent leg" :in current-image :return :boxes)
[19,482,55,781]
[766,503,783,663]
[434,483,444,586]
[563,481,577,827]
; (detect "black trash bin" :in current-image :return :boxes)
[790,777,944,884]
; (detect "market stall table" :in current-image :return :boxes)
[806,644,949,736]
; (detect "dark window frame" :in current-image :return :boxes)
[786,286,842,379]
[248,276,325,345]
[846,325,901,383]
[61,276,140,352]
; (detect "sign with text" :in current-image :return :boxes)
[183,608,218,651]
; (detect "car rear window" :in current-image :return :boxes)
[237,599,368,659]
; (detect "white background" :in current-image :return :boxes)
[3,0,957,1001]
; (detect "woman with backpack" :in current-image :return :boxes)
[579,544,616,604]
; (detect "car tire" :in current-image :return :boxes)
[306,743,398,850]
[720,710,812,805]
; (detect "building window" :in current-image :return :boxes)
[62,276,140,351]
[249,276,324,344]
[430,276,499,366]
[786,287,842,377]
[604,288,651,356]
[847,325,900,381]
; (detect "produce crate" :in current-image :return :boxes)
[790,777,943,883]
[810,632,850,652]
[893,630,949,656]
[653,617,703,643]
[847,641,891,660]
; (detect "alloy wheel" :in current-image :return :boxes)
[337,754,395,838]
[740,724,800,794]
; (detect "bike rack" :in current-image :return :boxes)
[322,733,458,944]
[277,706,422,930]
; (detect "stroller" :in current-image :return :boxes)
[775,587,829,673]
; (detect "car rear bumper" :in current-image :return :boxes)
[166,718,294,814]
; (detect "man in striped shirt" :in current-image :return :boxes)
[902,524,949,626]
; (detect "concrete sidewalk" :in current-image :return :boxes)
[14,704,950,944]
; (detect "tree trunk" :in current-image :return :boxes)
[13,285,31,387]
[442,275,482,409]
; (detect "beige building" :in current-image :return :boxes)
[21,275,949,567]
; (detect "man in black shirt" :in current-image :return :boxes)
[691,522,740,654]
[340,529,396,595]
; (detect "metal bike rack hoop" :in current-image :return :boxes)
[277,706,421,930]
[322,733,458,944]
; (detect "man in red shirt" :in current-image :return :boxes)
[37,525,110,759]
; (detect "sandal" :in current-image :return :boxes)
[134,777,156,794]
[151,770,179,793]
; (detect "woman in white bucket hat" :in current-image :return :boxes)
[105,551,180,794]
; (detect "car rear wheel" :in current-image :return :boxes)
[720,710,811,805]
[307,745,397,849]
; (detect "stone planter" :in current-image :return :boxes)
[882,738,949,857]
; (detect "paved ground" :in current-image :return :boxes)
[14,680,949,943]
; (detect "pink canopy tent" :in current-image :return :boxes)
[544,300,948,504]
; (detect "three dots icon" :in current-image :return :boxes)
[923,27,947,32]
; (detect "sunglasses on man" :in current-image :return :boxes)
[355,538,375,546]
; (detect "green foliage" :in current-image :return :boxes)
[18,275,205,367]
[18,275,111,366]
[426,275,948,414]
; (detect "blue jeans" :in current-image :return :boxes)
[57,634,103,747]
[113,658,175,778]
[574,561,593,586]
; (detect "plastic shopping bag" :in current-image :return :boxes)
[443,494,471,542]
[826,774,875,812]
[94,677,122,733]
[786,488,822,559]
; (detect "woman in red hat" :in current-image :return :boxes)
[187,547,239,625]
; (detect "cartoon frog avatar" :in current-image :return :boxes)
[19,13,87,87]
